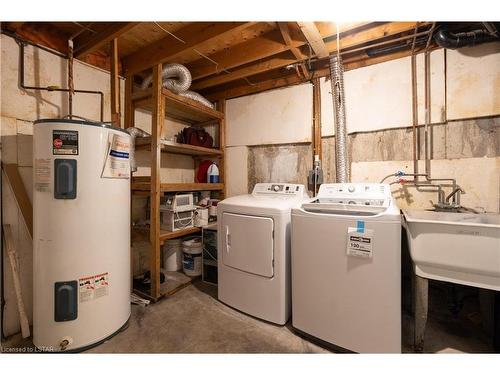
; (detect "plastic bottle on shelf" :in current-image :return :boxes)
[207,163,219,183]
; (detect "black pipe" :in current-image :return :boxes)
[433,26,499,50]
[366,36,427,57]
[15,37,104,122]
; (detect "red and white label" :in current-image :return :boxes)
[53,138,63,148]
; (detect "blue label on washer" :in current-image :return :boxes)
[356,220,365,233]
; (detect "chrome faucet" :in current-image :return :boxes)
[445,186,465,207]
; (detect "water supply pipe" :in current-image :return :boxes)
[16,38,105,122]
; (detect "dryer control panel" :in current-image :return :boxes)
[252,183,306,197]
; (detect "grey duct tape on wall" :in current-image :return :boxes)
[329,55,350,183]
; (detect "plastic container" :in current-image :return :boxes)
[162,239,183,271]
[182,237,203,276]
[207,163,219,183]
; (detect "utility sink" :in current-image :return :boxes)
[403,209,500,291]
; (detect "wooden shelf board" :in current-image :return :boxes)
[160,227,201,243]
[135,138,222,156]
[132,88,224,124]
[132,180,224,192]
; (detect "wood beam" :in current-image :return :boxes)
[312,78,322,161]
[297,22,329,58]
[204,46,433,101]
[110,38,121,128]
[323,22,425,53]
[2,164,33,238]
[122,22,253,75]
[150,64,164,301]
[193,22,423,91]
[278,22,310,79]
[188,28,307,81]
[191,52,298,91]
[124,76,134,129]
[73,22,138,58]
[188,23,372,82]
[217,99,227,199]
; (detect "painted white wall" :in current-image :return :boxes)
[321,49,446,134]
[226,83,313,146]
[225,146,248,197]
[447,42,500,120]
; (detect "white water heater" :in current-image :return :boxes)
[33,119,131,352]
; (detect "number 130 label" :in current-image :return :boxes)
[346,228,374,258]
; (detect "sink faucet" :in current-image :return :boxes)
[445,186,465,207]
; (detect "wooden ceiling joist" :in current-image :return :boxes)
[122,22,254,76]
[278,22,310,79]
[204,47,428,101]
[297,22,329,58]
[186,28,302,81]
[193,21,424,91]
[73,22,139,58]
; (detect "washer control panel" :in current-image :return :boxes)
[253,183,306,197]
[313,183,392,208]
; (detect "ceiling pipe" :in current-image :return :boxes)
[433,24,499,49]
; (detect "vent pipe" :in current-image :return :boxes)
[329,55,349,183]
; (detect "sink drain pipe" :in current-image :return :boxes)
[329,55,349,183]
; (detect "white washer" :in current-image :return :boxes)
[217,183,308,324]
[291,183,401,353]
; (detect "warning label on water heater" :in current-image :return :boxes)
[53,130,78,155]
[101,133,130,179]
[79,272,109,303]
[346,227,374,258]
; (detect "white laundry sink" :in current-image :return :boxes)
[403,209,500,291]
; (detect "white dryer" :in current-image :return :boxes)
[218,183,308,324]
[291,183,401,353]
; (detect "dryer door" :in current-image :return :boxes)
[221,212,274,278]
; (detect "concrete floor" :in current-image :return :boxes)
[2,278,495,353]
[89,281,328,353]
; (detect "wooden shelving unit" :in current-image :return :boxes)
[125,65,226,301]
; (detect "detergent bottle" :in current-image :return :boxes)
[207,163,220,183]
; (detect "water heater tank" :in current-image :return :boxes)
[33,119,131,352]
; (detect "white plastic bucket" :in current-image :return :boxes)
[182,237,203,277]
[163,239,183,271]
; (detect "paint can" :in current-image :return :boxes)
[182,237,203,277]
[162,239,183,271]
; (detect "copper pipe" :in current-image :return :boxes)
[68,40,74,118]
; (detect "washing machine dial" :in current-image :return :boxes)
[273,185,281,192]
[348,185,355,193]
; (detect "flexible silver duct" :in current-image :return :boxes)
[140,63,192,93]
[126,127,150,172]
[179,90,215,109]
[140,63,214,108]
[329,55,349,183]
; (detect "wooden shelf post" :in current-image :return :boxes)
[312,77,322,162]
[218,99,227,198]
[150,63,164,300]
